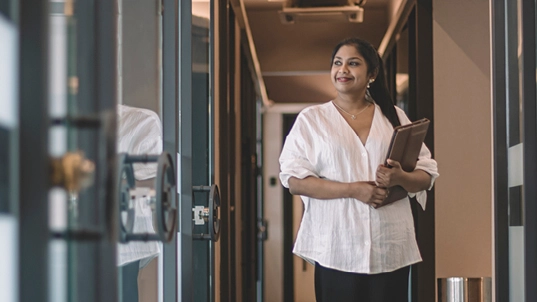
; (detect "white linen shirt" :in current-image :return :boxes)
[279,101,439,274]
[117,104,162,267]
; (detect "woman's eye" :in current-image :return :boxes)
[333,61,341,66]
[350,61,359,66]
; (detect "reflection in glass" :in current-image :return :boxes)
[0,12,19,302]
[48,2,70,301]
[192,1,214,301]
[119,0,162,115]
[117,0,164,301]
[48,1,109,301]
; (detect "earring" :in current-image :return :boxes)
[367,78,375,89]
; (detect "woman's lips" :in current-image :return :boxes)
[337,77,352,82]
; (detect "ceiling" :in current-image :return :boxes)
[243,0,398,104]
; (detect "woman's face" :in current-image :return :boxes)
[331,45,371,96]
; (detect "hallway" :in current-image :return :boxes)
[1,0,537,301]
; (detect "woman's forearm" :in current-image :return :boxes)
[377,161,434,194]
[397,169,432,193]
[288,176,355,199]
[287,176,381,203]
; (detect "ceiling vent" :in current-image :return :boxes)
[278,0,366,24]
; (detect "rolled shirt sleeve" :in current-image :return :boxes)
[279,115,319,188]
[408,142,439,210]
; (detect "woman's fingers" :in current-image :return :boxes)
[377,163,399,188]
[372,187,387,200]
[376,173,391,188]
[386,159,402,169]
[368,186,389,209]
[376,174,387,186]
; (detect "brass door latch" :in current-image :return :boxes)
[50,151,95,193]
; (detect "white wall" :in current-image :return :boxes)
[121,0,161,115]
[263,111,284,302]
[292,195,315,302]
[262,103,316,302]
[433,0,493,297]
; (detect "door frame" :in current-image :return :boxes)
[520,1,537,299]
[490,0,509,300]
[161,0,182,301]
[18,0,118,301]
[380,1,435,301]
[492,0,537,300]
[19,1,50,300]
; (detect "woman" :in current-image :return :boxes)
[279,37,439,301]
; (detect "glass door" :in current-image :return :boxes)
[47,1,118,301]
[0,11,18,302]
[17,1,189,302]
[116,1,171,301]
[504,1,525,300]
[191,1,221,301]
[18,1,219,301]
[19,1,118,301]
[493,0,537,301]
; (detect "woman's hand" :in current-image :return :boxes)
[288,177,395,209]
[376,159,433,195]
[349,181,388,208]
[376,159,404,188]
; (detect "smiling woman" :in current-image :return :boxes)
[279,37,438,302]
[331,45,372,100]
[330,38,401,128]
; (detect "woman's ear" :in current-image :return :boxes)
[369,69,379,81]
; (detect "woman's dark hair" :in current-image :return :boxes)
[330,37,401,128]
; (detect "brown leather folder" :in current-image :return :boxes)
[383,118,430,203]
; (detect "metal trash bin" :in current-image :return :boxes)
[438,277,492,302]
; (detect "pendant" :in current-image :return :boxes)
[351,115,356,120]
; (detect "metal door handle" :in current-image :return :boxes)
[50,151,96,193]
[154,152,177,242]
[117,153,136,239]
[192,184,221,241]
[49,113,110,241]
[118,152,177,243]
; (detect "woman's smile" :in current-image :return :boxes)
[337,76,353,82]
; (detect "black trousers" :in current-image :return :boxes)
[314,262,410,302]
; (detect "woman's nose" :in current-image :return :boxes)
[338,64,349,73]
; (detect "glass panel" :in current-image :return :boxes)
[505,0,525,300]
[0,13,17,214]
[0,0,18,22]
[48,2,72,301]
[192,0,214,301]
[117,0,164,301]
[48,1,117,301]
[0,13,18,302]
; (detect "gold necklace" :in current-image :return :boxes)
[332,101,371,120]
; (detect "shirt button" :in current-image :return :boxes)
[361,152,367,157]
[364,241,370,246]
